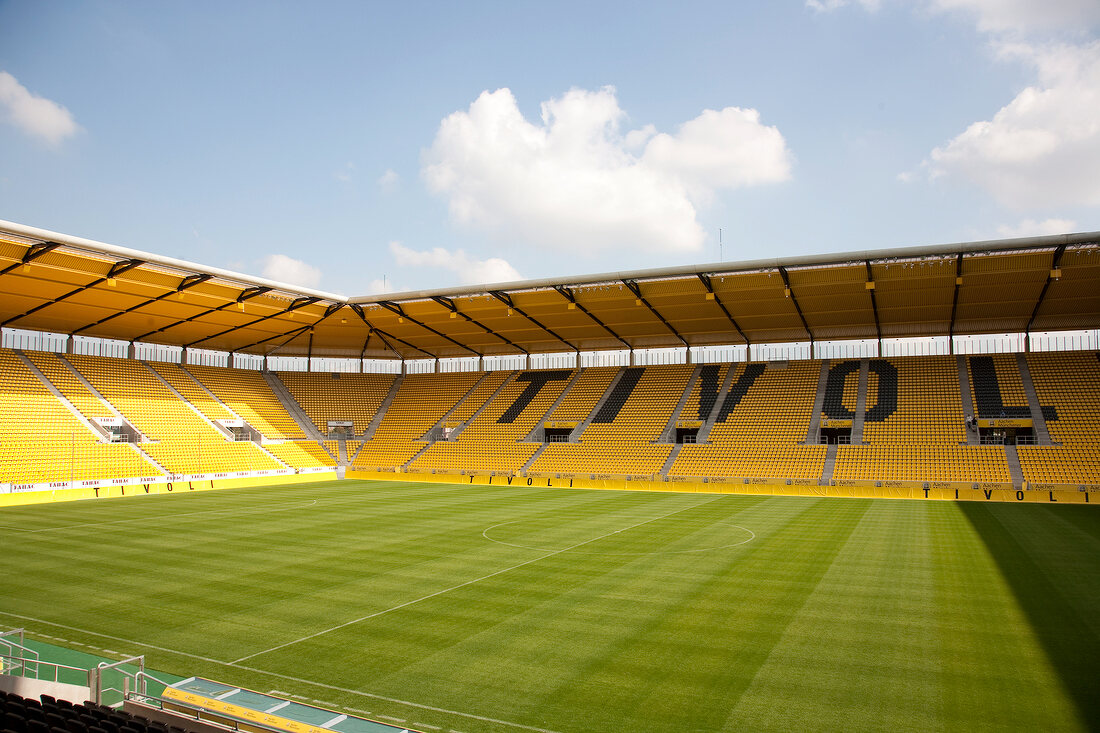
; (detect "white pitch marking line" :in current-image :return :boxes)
[233,495,727,664]
[0,610,563,733]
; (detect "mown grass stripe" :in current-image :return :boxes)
[2,480,1096,733]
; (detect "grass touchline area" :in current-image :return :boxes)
[2,478,1097,733]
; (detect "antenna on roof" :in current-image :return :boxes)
[719,228,723,262]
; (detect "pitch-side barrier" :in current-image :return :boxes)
[0,472,338,508]
[348,470,1097,504]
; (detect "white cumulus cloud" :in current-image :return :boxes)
[422,87,791,255]
[377,168,400,191]
[810,0,1100,30]
[806,0,880,13]
[996,217,1078,238]
[364,277,396,295]
[929,0,1100,34]
[643,106,793,204]
[260,254,323,289]
[0,71,79,145]
[929,40,1100,208]
[390,241,521,286]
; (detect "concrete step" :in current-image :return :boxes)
[957,354,980,445]
[1004,443,1024,489]
[422,371,492,440]
[16,351,109,441]
[805,359,831,444]
[262,371,326,440]
[820,442,839,484]
[361,373,403,441]
[572,367,627,440]
[522,368,585,442]
[696,363,739,443]
[1016,353,1053,445]
[521,443,549,474]
[656,365,703,443]
[659,443,684,477]
[448,371,516,438]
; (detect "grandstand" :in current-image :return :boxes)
[0,219,1098,494]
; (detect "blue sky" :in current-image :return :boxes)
[1,1,1098,296]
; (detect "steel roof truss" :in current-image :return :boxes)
[2,257,144,328]
[949,253,963,342]
[489,290,575,351]
[777,267,813,343]
[554,285,630,348]
[238,286,271,302]
[622,279,687,346]
[133,283,274,342]
[1025,243,1069,340]
[865,261,882,346]
[0,241,61,277]
[432,296,527,354]
[186,296,324,349]
[374,300,479,356]
[349,303,436,358]
[697,273,750,345]
[73,272,212,335]
[359,327,372,361]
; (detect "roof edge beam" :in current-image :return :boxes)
[0,240,62,277]
[107,258,144,279]
[238,286,271,303]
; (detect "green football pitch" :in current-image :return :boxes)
[2,479,1097,733]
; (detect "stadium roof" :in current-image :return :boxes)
[1,218,1098,361]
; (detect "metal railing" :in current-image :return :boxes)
[1,628,91,690]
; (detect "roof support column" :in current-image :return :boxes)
[949,253,964,356]
[128,342,137,361]
[307,329,314,371]
[1024,244,1066,355]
